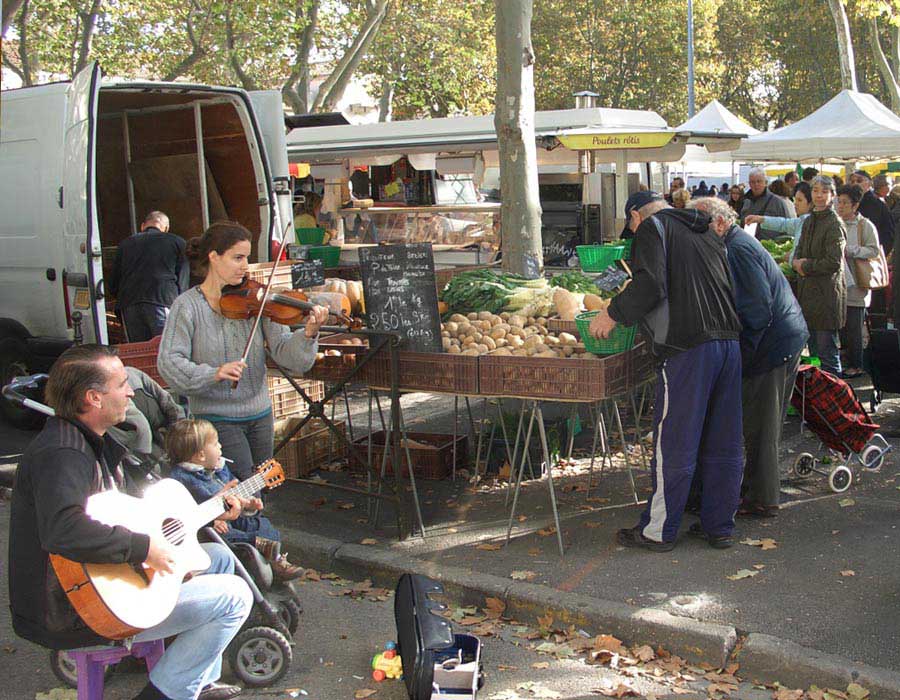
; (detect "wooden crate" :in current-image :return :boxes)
[116,336,166,387]
[365,349,479,394]
[275,418,347,479]
[351,431,467,480]
[267,374,325,419]
[247,261,294,288]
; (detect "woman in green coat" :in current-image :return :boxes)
[791,175,847,376]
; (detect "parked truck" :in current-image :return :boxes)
[0,63,293,426]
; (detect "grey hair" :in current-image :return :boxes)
[687,197,737,226]
[811,175,836,194]
[748,166,767,180]
[143,210,170,229]
[639,200,670,218]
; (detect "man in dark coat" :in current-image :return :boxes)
[589,192,744,551]
[108,211,189,342]
[850,170,894,254]
[692,197,809,516]
[740,167,793,240]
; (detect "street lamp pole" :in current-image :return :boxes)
[687,0,695,117]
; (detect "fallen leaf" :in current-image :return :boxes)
[537,526,557,537]
[595,683,638,697]
[740,537,778,550]
[537,612,554,631]
[594,634,625,654]
[510,570,538,581]
[497,664,518,671]
[772,688,803,700]
[839,498,855,507]
[360,538,378,545]
[840,570,855,577]
[354,690,377,699]
[337,502,355,510]
[458,615,487,626]
[807,687,826,700]
[752,564,766,570]
[518,514,528,522]
[727,569,760,581]
[528,547,542,556]
[484,597,506,617]
[725,662,740,675]
[532,661,550,669]
[708,682,735,695]
[585,521,603,529]
[846,684,870,700]
[476,542,503,551]
[632,644,655,662]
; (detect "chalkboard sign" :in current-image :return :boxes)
[593,264,630,293]
[359,243,443,353]
[291,260,325,289]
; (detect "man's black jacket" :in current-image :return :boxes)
[608,207,741,359]
[8,417,150,649]
[108,227,188,308]
[858,190,894,254]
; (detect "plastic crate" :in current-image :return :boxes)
[577,244,626,272]
[116,336,165,387]
[366,349,479,394]
[266,375,325,419]
[295,227,326,245]
[620,238,634,260]
[351,431,467,480]
[575,312,636,355]
[307,245,341,267]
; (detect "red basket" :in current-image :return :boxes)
[116,335,165,387]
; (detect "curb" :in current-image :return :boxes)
[282,528,900,697]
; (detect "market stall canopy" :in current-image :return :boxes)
[733,90,900,162]
[672,100,759,162]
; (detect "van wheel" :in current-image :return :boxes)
[0,338,44,429]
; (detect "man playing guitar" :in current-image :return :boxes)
[9,344,250,700]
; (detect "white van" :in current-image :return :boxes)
[0,63,293,425]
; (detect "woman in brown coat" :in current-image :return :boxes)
[792,175,847,376]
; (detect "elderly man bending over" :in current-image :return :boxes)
[740,167,794,240]
[691,197,809,517]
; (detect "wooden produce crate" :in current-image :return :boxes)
[479,343,650,401]
[365,349,479,394]
[275,418,346,479]
[351,431,467,480]
[116,336,166,387]
[267,374,325,419]
[547,317,578,335]
[247,261,294,288]
[306,333,370,383]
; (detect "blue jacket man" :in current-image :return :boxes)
[692,197,808,516]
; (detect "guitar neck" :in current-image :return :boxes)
[198,472,267,524]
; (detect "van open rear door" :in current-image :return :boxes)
[249,90,293,252]
[63,62,106,344]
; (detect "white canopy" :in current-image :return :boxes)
[676,100,759,137]
[734,90,900,162]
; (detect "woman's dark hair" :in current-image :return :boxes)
[793,181,812,203]
[46,344,119,420]
[186,221,253,276]
[768,179,791,198]
[837,184,864,206]
[295,191,323,217]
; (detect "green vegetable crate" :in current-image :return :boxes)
[295,227,326,245]
[575,311,636,354]
[307,245,341,267]
[577,244,626,272]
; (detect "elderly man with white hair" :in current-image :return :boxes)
[740,167,794,240]
[690,197,809,517]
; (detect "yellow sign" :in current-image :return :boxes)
[558,132,675,151]
[73,289,91,310]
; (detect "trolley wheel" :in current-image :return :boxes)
[793,452,815,477]
[50,649,115,688]
[828,465,853,493]
[227,626,292,687]
[860,444,886,472]
[276,598,302,636]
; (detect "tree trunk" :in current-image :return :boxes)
[74,0,104,74]
[311,0,391,112]
[826,0,858,91]
[161,10,206,82]
[282,0,319,114]
[869,16,900,114]
[378,76,394,122]
[495,0,543,277]
[1,0,24,37]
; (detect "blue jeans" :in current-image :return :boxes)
[121,303,169,342]
[213,413,275,482]
[638,340,744,542]
[808,330,842,376]
[134,543,252,700]
[223,513,281,545]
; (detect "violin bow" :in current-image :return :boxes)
[232,227,292,389]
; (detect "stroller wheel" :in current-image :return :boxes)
[227,625,292,687]
[50,650,114,688]
[793,453,815,477]
[828,465,852,493]
[276,598,303,636]
[860,444,886,472]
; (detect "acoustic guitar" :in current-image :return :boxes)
[50,459,285,639]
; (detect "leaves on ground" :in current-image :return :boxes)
[840,570,855,577]
[726,569,760,580]
[772,688,803,700]
[476,542,503,551]
[354,690,377,699]
[846,683,870,700]
[537,526,557,537]
[532,661,550,669]
[594,681,639,697]
[510,570,538,581]
[632,644,655,662]
[740,537,778,550]
[594,634,625,654]
[484,596,507,618]
[838,498,855,507]
[360,538,378,545]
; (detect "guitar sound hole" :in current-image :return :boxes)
[162,517,186,546]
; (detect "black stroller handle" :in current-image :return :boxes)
[2,374,54,417]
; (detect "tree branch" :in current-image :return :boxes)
[74,0,104,74]
[1,47,26,82]
[225,8,259,91]
[869,16,900,114]
[311,0,391,112]
[825,0,858,91]
[282,0,319,114]
[16,0,33,85]
[1,0,24,37]
[161,6,207,81]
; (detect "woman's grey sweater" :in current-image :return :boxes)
[157,287,318,419]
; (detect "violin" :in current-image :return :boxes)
[220,277,354,327]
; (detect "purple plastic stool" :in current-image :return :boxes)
[68,640,165,700]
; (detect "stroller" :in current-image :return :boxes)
[789,365,892,493]
[2,375,301,689]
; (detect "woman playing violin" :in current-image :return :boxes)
[158,221,329,481]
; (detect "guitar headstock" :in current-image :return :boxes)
[255,459,285,490]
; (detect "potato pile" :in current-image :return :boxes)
[442,312,595,359]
